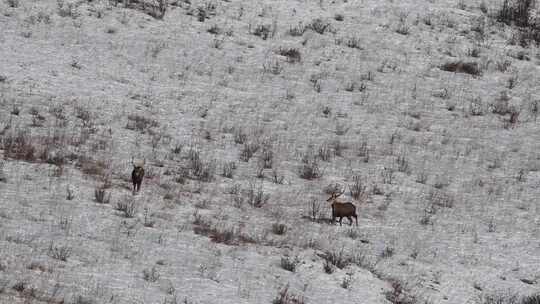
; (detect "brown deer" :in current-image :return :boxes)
[327,189,358,226]
[131,157,145,194]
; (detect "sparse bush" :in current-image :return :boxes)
[233,127,247,144]
[10,104,20,115]
[323,259,334,274]
[143,266,160,282]
[0,162,6,183]
[396,20,410,35]
[349,175,368,201]
[116,197,137,218]
[323,248,355,269]
[272,223,287,235]
[346,228,361,240]
[260,144,273,168]
[288,23,307,36]
[307,18,332,34]
[469,96,485,116]
[380,245,395,258]
[188,149,216,182]
[341,273,353,289]
[496,59,512,72]
[278,48,301,63]
[193,219,251,246]
[194,3,216,22]
[272,285,305,304]
[57,0,79,18]
[2,129,37,161]
[428,189,454,208]
[490,91,513,115]
[307,198,323,221]
[221,161,236,178]
[396,153,409,173]
[143,208,155,227]
[263,58,284,75]
[318,144,332,161]
[334,122,350,135]
[342,36,362,49]
[416,170,428,184]
[478,292,520,304]
[252,24,273,40]
[356,141,370,162]
[385,280,416,304]
[440,61,482,76]
[280,256,300,272]
[298,154,322,179]
[271,168,285,184]
[522,294,540,304]
[12,281,26,292]
[6,0,19,8]
[344,81,356,92]
[210,37,225,49]
[381,167,394,184]
[126,114,158,133]
[245,183,270,208]
[334,13,344,21]
[239,142,259,162]
[207,24,221,35]
[496,0,535,27]
[94,185,111,204]
[331,139,346,157]
[48,242,72,261]
[468,46,482,57]
[420,210,433,226]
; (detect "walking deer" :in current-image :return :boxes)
[327,189,358,226]
[131,157,145,194]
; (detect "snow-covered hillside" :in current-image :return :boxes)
[0,0,539,303]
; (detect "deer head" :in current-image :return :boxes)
[131,157,145,168]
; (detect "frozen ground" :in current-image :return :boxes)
[0,0,539,303]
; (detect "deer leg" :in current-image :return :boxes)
[354,214,358,226]
[339,217,343,226]
[348,216,353,226]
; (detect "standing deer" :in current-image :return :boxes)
[327,189,358,226]
[131,157,145,194]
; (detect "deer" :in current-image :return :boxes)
[327,188,358,226]
[131,157,145,194]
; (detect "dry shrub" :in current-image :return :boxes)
[94,185,111,204]
[272,223,287,235]
[272,285,305,304]
[2,129,37,161]
[440,61,482,76]
[193,217,255,246]
[307,18,333,34]
[126,114,158,133]
[115,197,137,218]
[77,156,107,176]
[298,153,322,179]
[496,0,535,27]
[280,256,300,272]
[278,48,301,63]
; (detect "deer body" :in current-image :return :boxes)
[327,191,358,226]
[131,158,145,194]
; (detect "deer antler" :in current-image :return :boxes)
[336,186,345,197]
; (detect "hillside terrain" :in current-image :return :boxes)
[0,0,539,303]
